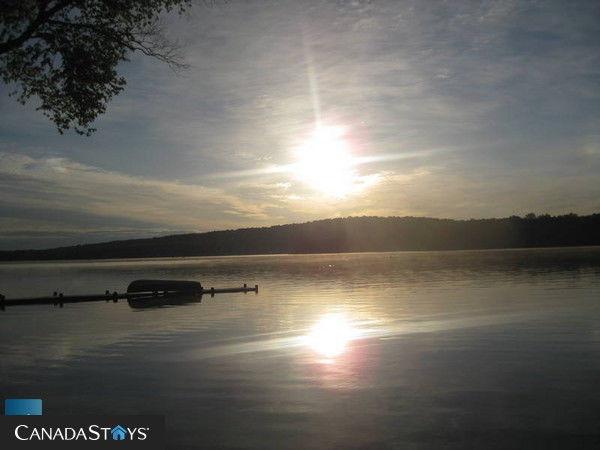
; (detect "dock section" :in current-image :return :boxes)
[0,282,258,309]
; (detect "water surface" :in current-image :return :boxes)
[1,248,600,449]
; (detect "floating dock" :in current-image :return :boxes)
[0,282,258,309]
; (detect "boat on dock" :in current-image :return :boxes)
[126,279,204,309]
[127,279,203,295]
[127,292,203,309]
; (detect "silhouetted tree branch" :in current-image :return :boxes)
[0,0,192,135]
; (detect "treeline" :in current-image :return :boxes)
[1,214,599,261]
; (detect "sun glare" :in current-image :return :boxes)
[292,126,360,198]
[304,313,358,358]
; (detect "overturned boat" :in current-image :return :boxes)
[126,279,203,309]
[127,279,203,295]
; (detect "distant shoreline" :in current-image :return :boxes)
[0,244,599,265]
[1,214,599,262]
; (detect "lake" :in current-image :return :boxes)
[1,248,600,449]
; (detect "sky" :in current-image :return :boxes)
[1,0,600,250]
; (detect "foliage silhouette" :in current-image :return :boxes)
[0,0,191,135]
[1,214,598,261]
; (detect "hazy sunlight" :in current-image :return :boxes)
[304,313,359,358]
[292,126,360,198]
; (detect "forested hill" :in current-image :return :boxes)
[1,214,599,261]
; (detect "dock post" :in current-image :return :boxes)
[0,294,5,311]
[255,284,259,293]
[113,291,118,303]
[244,283,247,294]
[210,287,215,297]
[59,292,63,308]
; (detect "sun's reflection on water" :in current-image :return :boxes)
[298,312,381,391]
[302,313,360,360]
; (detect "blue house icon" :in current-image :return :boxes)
[110,425,127,441]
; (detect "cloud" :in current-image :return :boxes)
[0,152,275,248]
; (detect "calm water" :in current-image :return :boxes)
[1,248,600,449]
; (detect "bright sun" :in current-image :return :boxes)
[304,313,358,358]
[291,125,359,198]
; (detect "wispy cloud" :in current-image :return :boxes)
[0,152,275,248]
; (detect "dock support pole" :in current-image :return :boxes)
[255,284,259,293]
[211,287,215,297]
[0,294,5,311]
